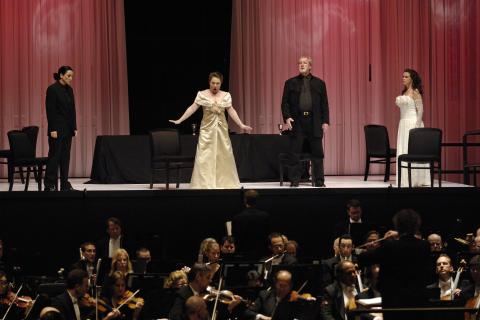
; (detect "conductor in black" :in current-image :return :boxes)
[281,56,329,187]
[44,65,77,191]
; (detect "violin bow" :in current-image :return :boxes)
[23,294,39,320]
[1,284,23,320]
[116,289,141,310]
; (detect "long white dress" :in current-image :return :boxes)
[395,95,430,187]
[189,91,241,189]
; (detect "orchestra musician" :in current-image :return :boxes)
[71,242,99,292]
[184,296,210,320]
[0,270,32,320]
[426,254,464,303]
[98,271,144,320]
[50,269,90,320]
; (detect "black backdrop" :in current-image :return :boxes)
[124,0,232,135]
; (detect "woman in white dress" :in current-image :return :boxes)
[395,68,430,187]
[169,72,252,189]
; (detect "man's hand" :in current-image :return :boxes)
[322,123,329,132]
[285,118,294,130]
[74,130,77,136]
[50,131,58,139]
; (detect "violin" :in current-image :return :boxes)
[288,290,315,302]
[115,290,144,310]
[203,286,250,305]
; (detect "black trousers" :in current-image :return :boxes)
[44,135,72,189]
[288,116,325,184]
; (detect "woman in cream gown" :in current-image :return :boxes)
[396,68,430,187]
[170,72,252,189]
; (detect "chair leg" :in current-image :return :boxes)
[150,169,154,189]
[37,165,43,191]
[384,158,390,182]
[439,165,442,188]
[166,165,170,190]
[430,161,435,188]
[19,166,25,184]
[279,158,284,186]
[364,157,370,181]
[310,160,315,187]
[176,166,180,189]
[407,163,412,188]
[25,167,31,191]
[397,161,401,187]
[8,165,14,191]
[474,167,477,187]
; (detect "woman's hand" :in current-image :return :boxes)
[240,124,253,131]
[169,120,181,125]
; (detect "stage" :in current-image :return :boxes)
[1,174,478,276]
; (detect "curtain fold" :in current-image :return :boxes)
[0,0,129,178]
[230,0,480,179]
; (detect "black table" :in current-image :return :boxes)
[90,134,292,183]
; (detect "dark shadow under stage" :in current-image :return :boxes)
[1,176,478,275]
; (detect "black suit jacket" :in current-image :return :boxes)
[358,235,431,309]
[96,235,134,260]
[321,281,375,320]
[233,207,270,259]
[245,290,299,320]
[281,74,329,138]
[168,285,195,320]
[46,81,77,136]
[51,291,80,320]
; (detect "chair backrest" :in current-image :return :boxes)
[21,126,39,155]
[364,125,390,156]
[149,128,181,158]
[408,128,442,158]
[7,130,35,160]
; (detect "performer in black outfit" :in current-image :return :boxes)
[281,56,329,187]
[44,66,77,191]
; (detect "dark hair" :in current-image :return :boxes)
[66,269,88,289]
[346,199,361,210]
[222,236,235,245]
[187,263,211,283]
[365,230,380,241]
[393,209,422,236]
[339,234,353,245]
[106,217,122,228]
[208,72,223,83]
[402,68,424,95]
[80,242,95,252]
[53,66,73,81]
[469,255,480,266]
[244,189,259,207]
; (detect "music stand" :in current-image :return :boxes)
[126,273,168,293]
[222,261,263,288]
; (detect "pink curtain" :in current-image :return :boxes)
[230,0,480,180]
[0,0,129,178]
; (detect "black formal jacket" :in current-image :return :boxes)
[321,281,375,320]
[358,235,431,309]
[96,235,134,260]
[244,289,300,320]
[45,81,77,137]
[233,207,271,259]
[51,291,82,320]
[281,74,329,138]
[168,285,195,320]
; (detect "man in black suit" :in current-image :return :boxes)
[232,189,270,259]
[44,66,77,191]
[245,270,300,320]
[321,260,377,320]
[50,269,89,320]
[96,217,133,260]
[169,263,212,320]
[281,56,329,187]
[322,234,357,288]
[358,209,431,320]
[334,199,371,247]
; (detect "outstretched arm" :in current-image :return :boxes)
[169,102,200,124]
[227,107,252,131]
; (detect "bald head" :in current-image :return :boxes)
[185,296,209,320]
[427,233,443,252]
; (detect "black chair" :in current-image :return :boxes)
[397,128,442,188]
[463,130,480,186]
[0,148,12,182]
[149,129,194,190]
[278,153,315,186]
[7,130,48,191]
[364,124,396,182]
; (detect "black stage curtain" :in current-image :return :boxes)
[89,134,293,183]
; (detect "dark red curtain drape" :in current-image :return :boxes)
[0,0,129,178]
[230,0,480,180]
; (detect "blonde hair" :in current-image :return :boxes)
[198,238,218,262]
[109,248,133,276]
[299,56,312,66]
[164,270,188,289]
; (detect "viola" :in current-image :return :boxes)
[1,291,33,309]
[116,290,144,310]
